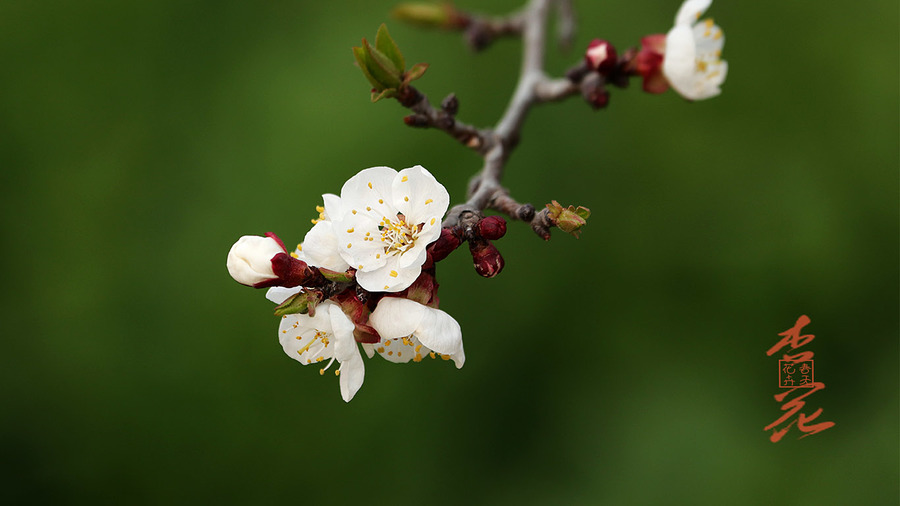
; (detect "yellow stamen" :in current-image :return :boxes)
[389,270,398,277]
[401,176,408,182]
[425,199,433,205]
[367,182,373,189]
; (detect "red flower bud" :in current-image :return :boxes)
[427,227,463,265]
[469,240,504,278]
[585,39,618,75]
[476,215,507,240]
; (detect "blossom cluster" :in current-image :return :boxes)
[227,166,502,401]
[579,0,727,107]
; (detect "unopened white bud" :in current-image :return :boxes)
[226,235,285,286]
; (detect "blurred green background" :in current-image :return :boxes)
[2,0,897,504]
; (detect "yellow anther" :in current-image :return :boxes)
[378,199,384,204]
[414,354,422,362]
[425,199,433,205]
[430,218,435,225]
[316,205,325,213]
[704,18,714,28]
[404,196,409,202]
[384,340,391,346]
[377,347,385,353]
[389,270,398,277]
[319,368,325,375]
[401,176,408,182]
[441,354,450,361]
[316,356,324,362]
[368,182,373,189]
[352,209,357,214]
[696,61,708,72]
[290,252,299,259]
[310,219,317,225]
[713,31,722,40]
[335,370,340,376]
[347,228,354,233]
[384,285,389,289]
[282,330,287,334]
[367,206,372,211]
[415,345,422,352]
[376,254,381,258]
[429,352,436,359]
[358,264,363,269]
[388,351,393,356]
[347,243,352,248]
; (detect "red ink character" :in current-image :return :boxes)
[767,315,815,363]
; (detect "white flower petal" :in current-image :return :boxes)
[340,166,398,224]
[674,0,711,26]
[266,286,302,304]
[321,193,342,221]
[370,297,464,367]
[302,221,351,272]
[374,335,431,363]
[357,254,421,293]
[393,165,450,227]
[395,241,428,270]
[361,342,377,359]
[336,213,389,272]
[328,303,365,402]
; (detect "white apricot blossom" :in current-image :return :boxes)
[332,165,450,293]
[367,296,465,368]
[267,288,364,402]
[663,0,727,100]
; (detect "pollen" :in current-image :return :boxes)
[441,354,450,361]
[334,369,340,376]
[316,356,324,362]
[704,18,714,28]
[401,176,408,182]
[397,352,402,357]
[367,206,372,211]
[358,264,363,269]
[387,351,393,356]
[415,344,422,352]
[282,330,287,334]
[319,368,325,375]
[376,254,381,258]
[389,270,398,277]
[347,228,354,233]
[384,285,389,289]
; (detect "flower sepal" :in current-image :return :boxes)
[319,267,356,284]
[332,289,382,344]
[273,290,323,317]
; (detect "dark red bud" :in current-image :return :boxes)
[261,253,326,288]
[586,87,610,110]
[428,227,464,264]
[585,39,618,76]
[476,216,507,240]
[470,240,504,278]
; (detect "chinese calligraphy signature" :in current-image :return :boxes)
[764,315,835,442]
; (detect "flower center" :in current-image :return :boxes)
[380,213,423,257]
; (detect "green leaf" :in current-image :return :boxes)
[375,23,405,72]
[371,87,398,102]
[402,62,429,85]
[575,206,591,220]
[363,38,402,90]
[352,46,381,90]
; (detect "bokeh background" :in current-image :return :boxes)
[2,0,897,504]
